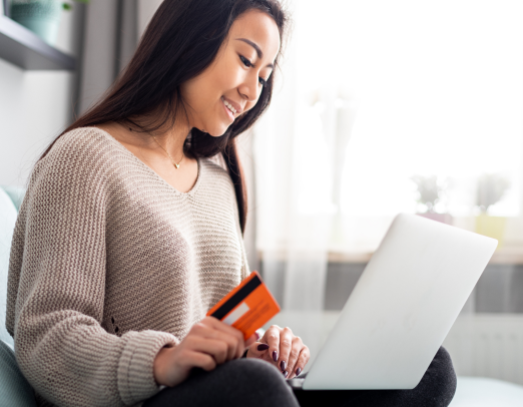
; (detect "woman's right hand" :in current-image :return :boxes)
[153,316,257,387]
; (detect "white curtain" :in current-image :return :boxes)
[254,0,523,369]
[253,1,343,356]
[78,0,141,114]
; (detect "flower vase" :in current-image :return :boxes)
[475,214,506,249]
[417,212,452,225]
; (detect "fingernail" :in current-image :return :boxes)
[296,368,302,376]
[280,360,286,372]
[255,331,261,340]
[257,343,269,351]
[283,371,289,378]
[272,351,278,362]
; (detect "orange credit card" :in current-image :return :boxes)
[207,271,280,340]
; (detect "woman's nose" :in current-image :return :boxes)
[238,74,260,102]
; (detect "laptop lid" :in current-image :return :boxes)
[302,213,497,390]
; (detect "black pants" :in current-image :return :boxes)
[144,347,457,407]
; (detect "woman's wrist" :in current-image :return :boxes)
[153,345,174,387]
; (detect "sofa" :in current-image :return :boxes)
[1,185,523,406]
[0,185,37,406]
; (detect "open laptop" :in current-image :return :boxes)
[288,213,497,390]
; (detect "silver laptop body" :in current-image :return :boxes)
[298,213,497,390]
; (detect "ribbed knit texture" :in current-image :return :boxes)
[6,127,249,407]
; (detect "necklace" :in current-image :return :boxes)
[129,127,184,169]
[150,135,184,169]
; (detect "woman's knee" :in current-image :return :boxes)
[217,358,299,407]
[223,358,288,387]
[421,346,457,406]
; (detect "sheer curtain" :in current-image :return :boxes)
[253,1,342,356]
[254,0,523,368]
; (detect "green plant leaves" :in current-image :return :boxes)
[62,0,89,11]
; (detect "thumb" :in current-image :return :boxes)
[246,342,270,358]
[245,332,259,348]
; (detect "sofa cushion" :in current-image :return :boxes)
[1,186,26,212]
[0,339,37,407]
[0,188,17,347]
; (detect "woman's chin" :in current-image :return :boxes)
[198,124,230,138]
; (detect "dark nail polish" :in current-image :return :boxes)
[257,343,269,351]
[296,368,302,376]
[283,371,289,378]
[272,351,278,362]
[280,360,286,371]
[255,331,261,340]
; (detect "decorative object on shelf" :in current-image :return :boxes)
[475,173,510,248]
[411,175,452,224]
[8,0,88,46]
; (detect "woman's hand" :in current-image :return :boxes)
[246,325,310,379]
[153,316,258,387]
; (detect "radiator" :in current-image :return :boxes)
[443,314,523,386]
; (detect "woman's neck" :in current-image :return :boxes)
[123,113,191,159]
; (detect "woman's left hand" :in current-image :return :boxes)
[246,325,310,379]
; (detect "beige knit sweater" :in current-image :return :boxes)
[6,127,249,407]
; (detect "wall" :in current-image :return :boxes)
[137,0,162,38]
[0,6,84,187]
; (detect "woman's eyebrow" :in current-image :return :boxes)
[235,38,274,68]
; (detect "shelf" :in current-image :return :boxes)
[327,248,523,265]
[0,14,75,70]
[259,248,523,266]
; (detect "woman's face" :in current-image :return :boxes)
[180,10,281,137]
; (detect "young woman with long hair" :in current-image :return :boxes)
[6,0,456,406]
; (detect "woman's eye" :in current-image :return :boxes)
[259,77,267,87]
[239,55,253,67]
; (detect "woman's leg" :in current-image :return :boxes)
[293,347,457,407]
[143,358,300,407]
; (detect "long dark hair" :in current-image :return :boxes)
[39,0,287,233]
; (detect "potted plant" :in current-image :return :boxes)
[475,173,510,247]
[9,0,89,46]
[411,175,452,224]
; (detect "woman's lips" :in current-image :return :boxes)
[221,97,236,121]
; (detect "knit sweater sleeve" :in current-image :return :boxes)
[6,130,177,407]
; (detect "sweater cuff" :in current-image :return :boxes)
[117,330,178,405]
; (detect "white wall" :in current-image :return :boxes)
[0,7,83,187]
[137,0,163,39]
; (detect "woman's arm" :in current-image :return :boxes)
[7,131,178,406]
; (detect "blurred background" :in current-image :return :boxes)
[1,0,523,397]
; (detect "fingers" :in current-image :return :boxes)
[198,317,246,359]
[246,341,271,359]
[195,324,241,361]
[265,325,281,365]
[184,335,230,365]
[154,346,218,387]
[203,316,245,344]
[277,327,294,378]
[258,326,310,379]
[156,320,261,388]
[288,344,310,379]
[286,336,303,378]
[178,349,217,372]
[245,331,261,348]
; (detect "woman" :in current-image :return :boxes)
[6,0,456,406]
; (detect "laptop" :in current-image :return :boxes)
[288,213,497,390]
